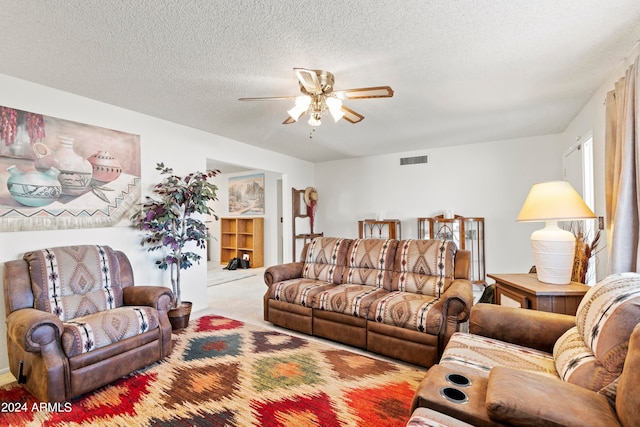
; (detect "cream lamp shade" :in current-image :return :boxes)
[517,181,596,284]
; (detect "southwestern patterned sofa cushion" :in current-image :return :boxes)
[367,239,457,334]
[407,407,474,427]
[271,278,337,307]
[62,306,159,357]
[270,237,353,308]
[314,239,396,317]
[554,272,640,396]
[343,239,397,289]
[26,245,123,321]
[368,291,447,334]
[575,273,640,371]
[391,239,456,296]
[553,327,618,392]
[440,332,558,379]
[316,284,388,317]
[302,237,352,284]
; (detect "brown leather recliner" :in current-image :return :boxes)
[3,245,174,402]
[412,272,640,426]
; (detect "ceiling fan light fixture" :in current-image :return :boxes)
[308,115,322,127]
[239,68,393,128]
[287,96,311,120]
[287,106,303,121]
[326,96,345,122]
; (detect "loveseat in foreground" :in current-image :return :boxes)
[411,273,640,426]
[263,237,473,367]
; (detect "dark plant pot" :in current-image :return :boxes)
[168,301,192,331]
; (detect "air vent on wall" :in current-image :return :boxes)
[400,155,428,166]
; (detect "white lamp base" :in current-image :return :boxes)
[530,221,576,285]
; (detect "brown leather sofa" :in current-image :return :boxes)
[264,237,473,367]
[412,272,640,426]
[3,245,174,402]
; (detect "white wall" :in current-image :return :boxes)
[314,134,564,276]
[0,74,313,373]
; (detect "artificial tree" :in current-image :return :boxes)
[131,163,219,310]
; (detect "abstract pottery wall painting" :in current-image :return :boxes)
[228,173,265,215]
[0,105,141,231]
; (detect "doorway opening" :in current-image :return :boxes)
[205,159,284,268]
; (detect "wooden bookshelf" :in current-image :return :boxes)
[220,217,264,267]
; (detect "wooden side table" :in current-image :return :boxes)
[488,273,590,316]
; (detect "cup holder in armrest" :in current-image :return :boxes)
[439,387,469,404]
[445,373,472,388]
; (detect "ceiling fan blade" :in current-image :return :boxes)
[341,105,364,124]
[294,68,323,94]
[238,96,296,101]
[282,116,296,124]
[334,86,394,99]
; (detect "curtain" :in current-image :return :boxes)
[605,56,640,273]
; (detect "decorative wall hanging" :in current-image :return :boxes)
[228,173,264,215]
[0,105,141,232]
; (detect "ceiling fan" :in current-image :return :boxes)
[239,68,394,127]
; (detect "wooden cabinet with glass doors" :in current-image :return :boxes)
[358,219,401,239]
[418,215,486,286]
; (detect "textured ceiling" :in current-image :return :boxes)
[1,1,639,163]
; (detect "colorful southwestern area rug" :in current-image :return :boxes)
[0,315,427,426]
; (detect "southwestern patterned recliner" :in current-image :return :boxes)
[3,245,174,402]
[411,272,640,426]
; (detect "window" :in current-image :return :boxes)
[563,135,597,284]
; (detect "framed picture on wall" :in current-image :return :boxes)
[228,173,264,215]
[0,105,141,232]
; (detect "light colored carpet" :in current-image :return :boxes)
[208,268,257,286]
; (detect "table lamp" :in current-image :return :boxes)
[517,181,596,284]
